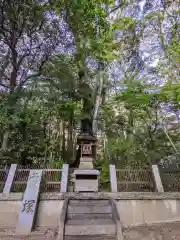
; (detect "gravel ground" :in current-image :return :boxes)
[1,222,180,240]
[0,227,58,240]
[123,222,180,240]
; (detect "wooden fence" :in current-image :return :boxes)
[0,164,66,193]
[116,169,155,192]
[159,167,180,192]
[1,164,180,193]
[10,168,62,192]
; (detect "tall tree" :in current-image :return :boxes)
[0,0,62,156]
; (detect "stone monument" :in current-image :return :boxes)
[73,70,99,192]
[16,170,42,234]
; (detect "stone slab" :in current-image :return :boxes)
[79,157,94,169]
[80,157,94,162]
[73,170,100,175]
[66,219,115,225]
[64,235,117,240]
[79,161,94,169]
[110,199,123,240]
[67,213,112,220]
[69,200,110,206]
[109,165,117,193]
[16,170,42,235]
[57,199,68,240]
[60,164,69,193]
[67,205,112,214]
[74,179,98,192]
[65,219,116,235]
[3,164,17,193]
[152,165,164,192]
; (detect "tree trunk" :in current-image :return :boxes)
[67,114,74,161]
[1,130,10,153]
[93,71,104,134]
[61,121,66,160]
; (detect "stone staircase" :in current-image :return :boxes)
[64,200,117,240]
[0,199,120,240]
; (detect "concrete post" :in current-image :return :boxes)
[152,165,164,192]
[109,164,117,192]
[3,164,17,193]
[60,164,69,193]
[16,169,42,235]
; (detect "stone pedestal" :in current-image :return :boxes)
[73,170,100,192]
[79,157,93,169]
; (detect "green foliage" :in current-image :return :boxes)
[101,75,180,168]
[95,158,110,190]
[0,0,179,174]
[144,10,164,21]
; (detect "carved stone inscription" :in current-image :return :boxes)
[21,200,35,213]
[28,171,41,181]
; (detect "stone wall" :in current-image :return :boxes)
[116,200,180,227]
[0,197,64,228]
[36,200,64,227]
[0,201,20,227]
[1,192,180,230]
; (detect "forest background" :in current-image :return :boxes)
[0,0,179,173]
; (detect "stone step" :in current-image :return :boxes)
[69,200,110,206]
[67,213,112,220]
[66,219,115,225]
[65,219,116,236]
[65,235,117,240]
[67,205,112,214]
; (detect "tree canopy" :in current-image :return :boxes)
[0,0,179,169]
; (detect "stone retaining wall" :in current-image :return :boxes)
[117,199,180,227]
[0,199,64,228]
[1,192,180,230]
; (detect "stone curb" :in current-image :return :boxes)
[1,192,180,201]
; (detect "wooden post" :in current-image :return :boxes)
[16,170,42,235]
[152,165,164,192]
[60,164,69,193]
[109,164,117,192]
[3,164,17,193]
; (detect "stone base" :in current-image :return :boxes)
[74,179,98,192]
[79,157,93,169]
[73,170,100,192]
